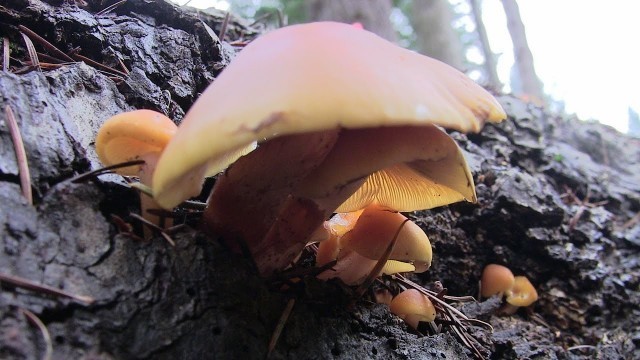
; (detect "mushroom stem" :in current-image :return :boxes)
[137,153,172,238]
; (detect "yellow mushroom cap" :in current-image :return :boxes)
[95,110,177,176]
[506,276,538,307]
[481,264,516,298]
[152,21,506,209]
[389,289,437,329]
[340,205,432,272]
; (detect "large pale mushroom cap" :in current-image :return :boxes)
[152,22,506,209]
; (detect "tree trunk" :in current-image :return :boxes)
[407,0,464,70]
[304,0,396,42]
[470,0,502,90]
[501,0,544,104]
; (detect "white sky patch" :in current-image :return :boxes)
[482,0,640,132]
[173,0,230,11]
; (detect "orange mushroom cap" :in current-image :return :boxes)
[340,204,432,272]
[389,289,437,329]
[481,264,515,298]
[152,21,506,209]
[95,109,177,176]
[506,276,538,307]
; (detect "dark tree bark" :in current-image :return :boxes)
[470,0,502,89]
[0,1,639,359]
[407,0,464,70]
[304,0,396,42]
[501,0,544,103]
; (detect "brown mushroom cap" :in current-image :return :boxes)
[152,21,506,209]
[389,289,436,329]
[95,110,177,176]
[506,276,538,307]
[481,264,516,298]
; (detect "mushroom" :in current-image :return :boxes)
[95,109,177,236]
[389,289,436,329]
[339,204,432,272]
[151,22,506,274]
[480,264,515,298]
[505,276,538,307]
[316,204,430,285]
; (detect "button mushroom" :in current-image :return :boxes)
[505,275,538,307]
[95,109,177,237]
[389,289,437,330]
[480,264,515,298]
[151,22,506,274]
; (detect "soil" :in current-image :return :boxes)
[0,1,638,359]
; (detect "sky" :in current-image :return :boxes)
[174,0,638,133]
[481,0,640,132]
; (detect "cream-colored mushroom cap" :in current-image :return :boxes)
[152,21,506,209]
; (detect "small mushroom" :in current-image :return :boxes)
[95,109,177,236]
[389,289,436,329]
[340,204,432,272]
[480,264,515,298]
[505,276,538,307]
[151,22,506,274]
[316,204,430,285]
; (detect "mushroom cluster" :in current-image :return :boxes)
[315,204,432,285]
[480,264,538,312]
[96,22,506,276]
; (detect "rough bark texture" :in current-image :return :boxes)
[1,1,639,359]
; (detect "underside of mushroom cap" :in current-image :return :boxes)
[152,21,506,209]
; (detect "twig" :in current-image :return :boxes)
[20,308,53,360]
[17,26,74,62]
[129,182,153,197]
[354,219,409,298]
[0,273,94,305]
[96,0,127,16]
[393,275,469,321]
[266,298,295,359]
[71,53,128,78]
[20,32,40,72]
[117,57,130,75]
[218,12,231,41]
[4,105,32,204]
[70,159,145,183]
[35,52,66,64]
[3,37,9,71]
[129,213,176,247]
